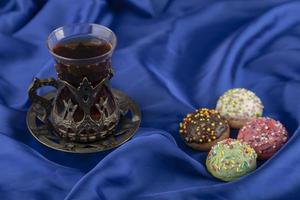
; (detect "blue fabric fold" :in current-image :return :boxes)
[0,0,299,199]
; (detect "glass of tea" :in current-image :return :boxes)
[30,23,120,143]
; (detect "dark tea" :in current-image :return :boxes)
[53,36,112,87]
[53,37,111,59]
[52,36,117,124]
[29,24,121,143]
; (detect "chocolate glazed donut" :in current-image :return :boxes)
[179,108,230,151]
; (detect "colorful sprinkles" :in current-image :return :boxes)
[179,108,229,144]
[206,138,257,182]
[178,88,289,181]
[216,88,263,121]
[237,117,288,159]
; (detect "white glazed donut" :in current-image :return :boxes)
[216,88,263,129]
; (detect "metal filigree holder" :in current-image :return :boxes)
[26,77,141,153]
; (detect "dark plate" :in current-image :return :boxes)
[26,89,141,153]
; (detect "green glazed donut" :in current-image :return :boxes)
[206,138,257,182]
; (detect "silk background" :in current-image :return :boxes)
[0,0,299,199]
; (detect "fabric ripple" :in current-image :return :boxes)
[0,0,299,199]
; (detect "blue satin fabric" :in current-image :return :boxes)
[0,0,299,199]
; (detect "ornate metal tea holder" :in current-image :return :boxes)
[26,23,141,153]
[27,78,141,153]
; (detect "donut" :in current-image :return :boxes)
[179,108,230,151]
[237,117,288,160]
[206,138,257,182]
[216,88,264,129]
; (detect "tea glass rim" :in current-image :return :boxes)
[46,23,117,62]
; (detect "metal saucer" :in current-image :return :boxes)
[26,89,141,153]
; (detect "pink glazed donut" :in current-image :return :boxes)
[237,117,288,160]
